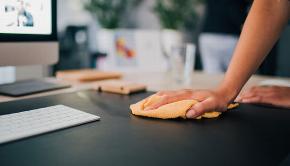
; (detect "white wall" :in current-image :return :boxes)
[57,0,95,32]
[57,0,161,52]
[123,0,160,29]
[0,0,164,84]
[57,0,160,31]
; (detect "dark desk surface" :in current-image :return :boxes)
[0,90,290,166]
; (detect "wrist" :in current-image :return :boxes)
[215,84,240,103]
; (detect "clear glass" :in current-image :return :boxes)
[169,43,196,84]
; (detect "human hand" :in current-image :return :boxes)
[236,86,290,109]
[144,89,232,119]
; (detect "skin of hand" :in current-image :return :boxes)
[146,0,290,118]
[236,86,290,109]
[144,89,230,118]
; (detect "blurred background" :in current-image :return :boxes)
[1,0,290,84]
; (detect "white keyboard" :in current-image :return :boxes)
[0,105,100,144]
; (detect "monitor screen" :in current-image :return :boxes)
[0,0,56,41]
[0,0,52,35]
[0,0,58,67]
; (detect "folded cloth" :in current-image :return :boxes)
[130,95,239,119]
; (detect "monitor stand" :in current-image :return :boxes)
[0,79,71,97]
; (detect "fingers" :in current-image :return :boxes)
[145,90,196,111]
[241,96,263,103]
[241,95,276,105]
[237,86,276,102]
[238,86,280,105]
[239,92,279,107]
[144,95,179,111]
[239,86,290,109]
[189,91,208,102]
[146,89,228,118]
[144,98,168,111]
[186,98,226,119]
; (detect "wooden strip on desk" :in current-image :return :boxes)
[95,80,147,95]
[56,69,122,82]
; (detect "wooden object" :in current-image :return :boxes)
[56,69,122,82]
[96,80,147,95]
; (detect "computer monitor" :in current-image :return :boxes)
[0,0,71,97]
[0,0,58,66]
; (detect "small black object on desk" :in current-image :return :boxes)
[0,79,70,97]
[0,90,290,166]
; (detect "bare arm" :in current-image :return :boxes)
[219,0,290,102]
[146,0,290,118]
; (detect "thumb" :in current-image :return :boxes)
[186,98,221,119]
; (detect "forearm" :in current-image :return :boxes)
[218,0,289,101]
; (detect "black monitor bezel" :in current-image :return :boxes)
[0,0,57,42]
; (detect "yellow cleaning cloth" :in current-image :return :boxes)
[130,95,238,119]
